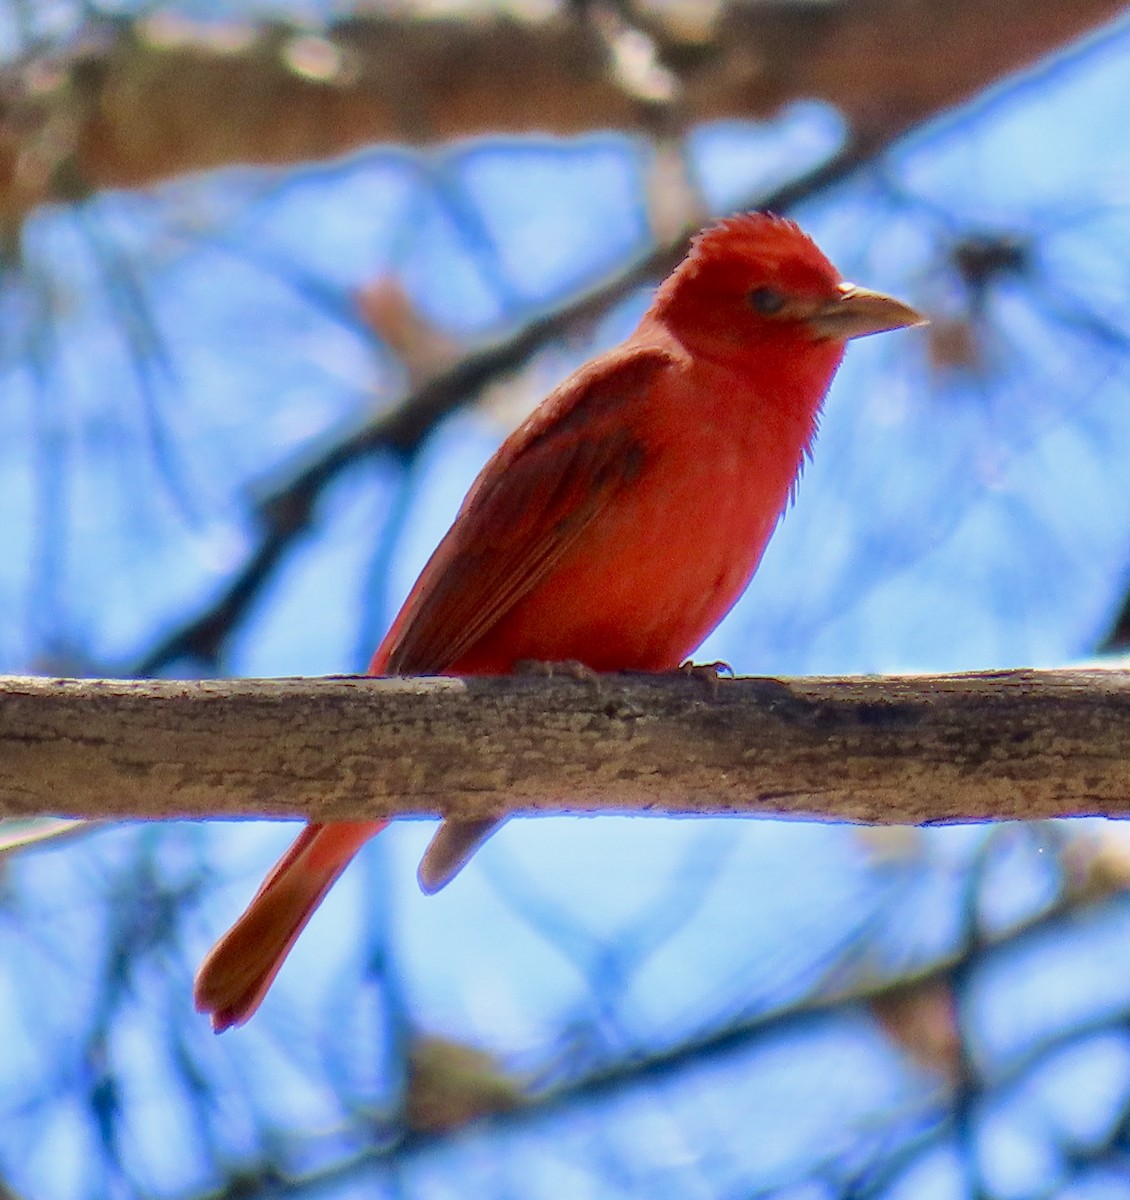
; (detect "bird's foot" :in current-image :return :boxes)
[679,659,735,699]
[514,659,602,683]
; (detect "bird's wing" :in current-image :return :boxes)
[376,346,673,676]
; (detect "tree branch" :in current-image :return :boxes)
[4,669,1130,823]
[1098,585,1130,653]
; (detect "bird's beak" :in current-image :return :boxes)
[806,283,927,341]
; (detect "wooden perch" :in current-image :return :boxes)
[2,670,1130,825]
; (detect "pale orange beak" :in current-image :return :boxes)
[807,283,926,341]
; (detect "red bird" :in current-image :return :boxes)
[195,213,923,1031]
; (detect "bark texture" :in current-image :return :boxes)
[3,670,1130,825]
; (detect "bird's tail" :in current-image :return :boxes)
[194,820,386,1032]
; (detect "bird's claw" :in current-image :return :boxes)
[514,659,602,682]
[679,659,735,699]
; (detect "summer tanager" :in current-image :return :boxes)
[195,213,923,1031]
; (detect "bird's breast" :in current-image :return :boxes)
[451,370,816,674]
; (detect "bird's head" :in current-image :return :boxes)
[651,213,924,373]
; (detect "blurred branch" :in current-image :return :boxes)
[4,669,1130,822]
[187,885,1130,1197]
[1099,589,1130,653]
[1,0,1124,240]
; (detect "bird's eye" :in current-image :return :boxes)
[748,286,786,316]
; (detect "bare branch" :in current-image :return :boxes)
[3,669,1130,823]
